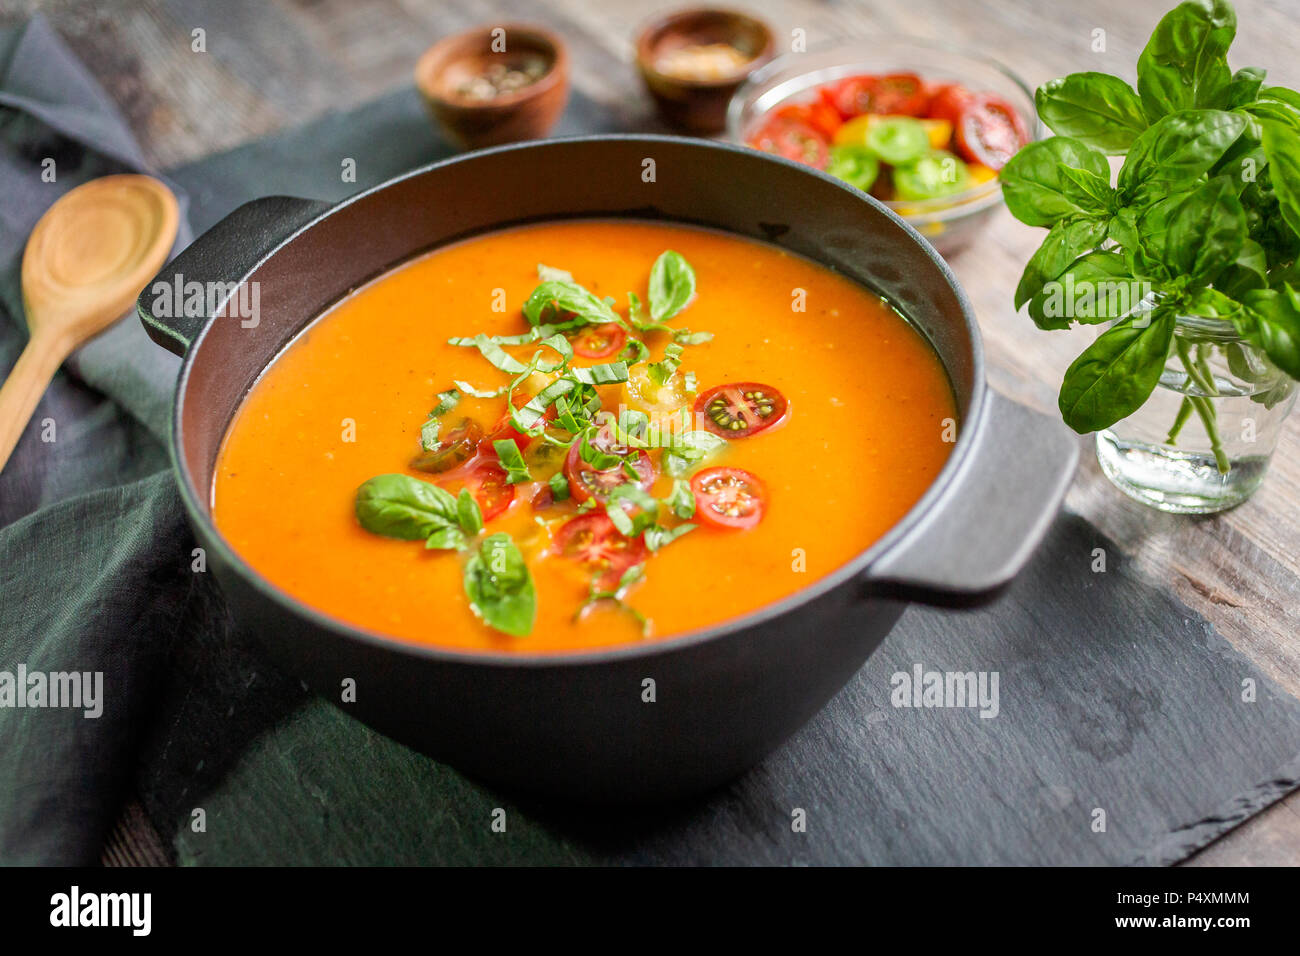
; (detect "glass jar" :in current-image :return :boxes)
[1096,315,1297,514]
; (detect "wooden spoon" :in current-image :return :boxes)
[0,174,179,472]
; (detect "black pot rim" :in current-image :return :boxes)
[167,133,988,668]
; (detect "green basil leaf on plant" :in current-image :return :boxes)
[463,533,536,637]
[1135,0,1236,120]
[1160,176,1247,280]
[1001,137,1112,226]
[1058,309,1176,433]
[1240,287,1300,380]
[1259,118,1300,238]
[648,250,696,321]
[1014,216,1110,310]
[1215,66,1266,109]
[1035,73,1149,153]
[355,474,460,540]
[1117,110,1247,202]
[1214,236,1269,297]
[1027,251,1138,330]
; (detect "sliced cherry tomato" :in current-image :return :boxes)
[481,413,531,455]
[478,391,556,456]
[554,513,648,588]
[691,467,767,530]
[563,432,656,504]
[694,382,788,438]
[572,323,626,359]
[822,75,877,119]
[748,118,830,169]
[868,73,929,116]
[954,94,1027,171]
[410,417,483,473]
[773,100,843,140]
[927,83,974,127]
[462,461,515,521]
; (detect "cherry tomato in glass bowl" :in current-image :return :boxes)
[953,94,1028,171]
[748,117,830,169]
[773,100,843,140]
[925,83,974,128]
[694,382,788,438]
[868,73,929,116]
[554,513,648,588]
[691,467,768,530]
[563,433,656,504]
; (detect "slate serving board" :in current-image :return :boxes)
[133,87,1300,866]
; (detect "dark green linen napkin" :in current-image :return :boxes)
[0,14,196,864]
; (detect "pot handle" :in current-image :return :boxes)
[863,389,1079,607]
[136,195,331,355]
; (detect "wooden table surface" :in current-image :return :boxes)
[16,0,1299,865]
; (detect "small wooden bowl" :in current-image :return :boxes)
[636,7,774,134]
[415,24,569,150]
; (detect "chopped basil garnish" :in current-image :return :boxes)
[548,471,571,502]
[463,533,536,637]
[644,522,696,552]
[647,342,684,387]
[493,439,531,484]
[666,478,696,519]
[524,279,624,328]
[419,388,463,450]
[575,564,648,634]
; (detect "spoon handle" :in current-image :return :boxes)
[0,331,70,473]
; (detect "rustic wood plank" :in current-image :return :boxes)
[34,0,1299,866]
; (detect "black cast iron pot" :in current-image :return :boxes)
[138,136,1077,803]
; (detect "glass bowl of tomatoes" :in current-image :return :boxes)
[726,36,1038,256]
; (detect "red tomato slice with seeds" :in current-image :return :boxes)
[868,73,929,116]
[563,432,656,504]
[691,467,767,530]
[554,513,648,588]
[773,100,843,140]
[927,83,974,127]
[463,461,515,521]
[748,118,830,169]
[954,94,1028,170]
[572,323,627,359]
[694,381,788,438]
[822,75,877,119]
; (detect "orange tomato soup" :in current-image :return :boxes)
[212,221,956,653]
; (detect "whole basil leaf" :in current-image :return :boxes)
[1160,176,1246,280]
[523,279,622,327]
[1028,251,1139,330]
[1240,287,1300,380]
[1215,66,1266,109]
[1001,137,1113,226]
[1035,73,1148,153]
[1257,86,1300,116]
[1058,309,1176,433]
[1014,216,1110,309]
[648,250,696,321]
[1136,0,1236,121]
[463,533,537,637]
[355,474,460,541]
[1117,109,1247,202]
[1214,236,1269,297]
[1259,118,1300,238]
